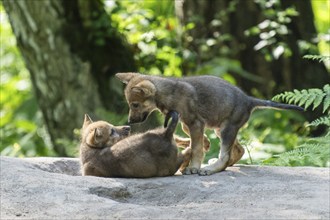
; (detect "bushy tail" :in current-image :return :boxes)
[251,98,304,111]
[164,110,179,139]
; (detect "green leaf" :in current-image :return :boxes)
[298,90,308,106]
[309,116,330,127]
[304,93,315,109]
[303,55,330,62]
[312,94,325,110]
[323,84,330,113]
[323,95,330,113]
[285,7,299,17]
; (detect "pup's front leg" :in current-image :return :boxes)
[182,122,205,175]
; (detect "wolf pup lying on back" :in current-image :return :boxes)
[116,72,304,176]
[80,111,191,178]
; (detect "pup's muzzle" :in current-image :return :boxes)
[128,112,149,124]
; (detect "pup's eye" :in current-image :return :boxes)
[110,128,115,136]
[131,103,139,109]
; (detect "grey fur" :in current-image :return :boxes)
[80,112,191,178]
[116,73,303,175]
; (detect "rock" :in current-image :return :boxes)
[1,156,329,219]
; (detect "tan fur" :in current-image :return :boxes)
[116,72,303,175]
[79,113,191,178]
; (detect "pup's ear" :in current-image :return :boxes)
[83,114,93,129]
[131,80,156,97]
[86,128,102,147]
[93,128,103,144]
[116,72,140,84]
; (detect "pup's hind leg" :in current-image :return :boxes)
[199,125,239,176]
[82,164,106,177]
[174,134,210,152]
[178,147,192,172]
[181,123,210,152]
[228,140,245,166]
[174,135,190,148]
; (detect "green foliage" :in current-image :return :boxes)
[273,84,330,113]
[309,116,330,127]
[311,0,330,61]
[246,0,330,63]
[106,0,182,77]
[303,55,330,63]
[195,58,263,84]
[235,109,307,165]
[246,0,300,61]
[0,6,54,157]
[264,80,330,167]
[263,135,330,167]
[179,0,263,81]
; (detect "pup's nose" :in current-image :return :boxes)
[123,126,131,132]
[127,118,137,124]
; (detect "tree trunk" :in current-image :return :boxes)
[3,0,136,156]
[176,0,329,97]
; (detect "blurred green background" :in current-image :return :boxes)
[1,0,329,166]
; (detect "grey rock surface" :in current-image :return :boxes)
[0,156,329,219]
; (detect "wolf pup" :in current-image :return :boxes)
[116,72,304,176]
[80,114,130,176]
[80,111,191,178]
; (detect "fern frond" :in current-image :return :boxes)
[263,122,330,167]
[303,55,330,62]
[272,85,330,112]
[268,81,330,168]
[297,89,309,106]
[323,84,330,113]
[268,142,330,167]
[309,115,330,127]
[273,91,298,104]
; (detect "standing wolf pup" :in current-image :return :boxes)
[116,72,304,176]
[80,111,191,178]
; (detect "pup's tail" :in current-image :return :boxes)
[164,110,179,139]
[251,97,304,111]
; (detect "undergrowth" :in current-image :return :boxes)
[263,83,330,167]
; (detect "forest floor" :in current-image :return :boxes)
[1,156,329,219]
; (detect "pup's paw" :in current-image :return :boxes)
[182,167,199,175]
[198,167,216,176]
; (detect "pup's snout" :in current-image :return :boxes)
[128,112,149,124]
[128,118,141,124]
[123,126,131,132]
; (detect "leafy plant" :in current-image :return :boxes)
[265,136,329,167]
[106,0,182,77]
[246,0,300,61]
[272,84,330,113]
[0,6,54,157]
[263,82,330,167]
[309,116,330,127]
[303,55,330,63]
